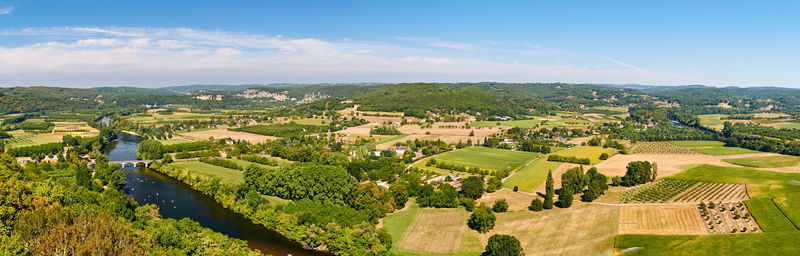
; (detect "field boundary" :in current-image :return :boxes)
[771,197,800,230]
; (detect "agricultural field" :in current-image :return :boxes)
[470,117,592,129]
[124,111,218,124]
[398,123,501,137]
[501,157,562,193]
[630,142,698,154]
[691,146,760,156]
[668,140,762,156]
[593,153,736,179]
[723,155,800,168]
[614,231,800,255]
[548,145,616,165]
[417,146,538,172]
[671,183,749,203]
[3,130,63,148]
[743,198,795,232]
[774,195,800,226]
[180,128,277,143]
[669,140,726,148]
[620,179,699,203]
[383,202,619,256]
[169,161,244,185]
[699,201,761,234]
[618,205,707,235]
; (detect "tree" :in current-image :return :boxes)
[137,139,164,160]
[557,188,573,208]
[651,162,659,181]
[482,234,524,256]
[492,199,508,213]
[560,167,585,194]
[528,198,543,211]
[513,185,518,192]
[622,161,653,186]
[544,170,554,209]
[467,205,496,233]
[460,176,485,200]
[486,176,502,192]
[390,184,409,209]
[581,168,609,202]
[599,152,609,160]
[353,183,395,220]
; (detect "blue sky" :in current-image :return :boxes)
[0,0,798,88]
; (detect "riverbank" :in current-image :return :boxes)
[151,163,334,255]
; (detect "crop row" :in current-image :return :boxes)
[630,142,698,154]
[620,179,699,203]
[673,183,748,203]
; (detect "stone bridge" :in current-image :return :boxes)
[109,160,154,168]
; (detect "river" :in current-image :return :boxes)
[104,132,325,256]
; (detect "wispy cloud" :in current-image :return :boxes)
[0,7,13,15]
[0,27,688,87]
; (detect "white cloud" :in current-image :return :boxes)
[0,7,13,15]
[0,27,693,87]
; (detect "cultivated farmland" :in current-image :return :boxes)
[618,205,707,235]
[418,146,538,172]
[630,141,698,154]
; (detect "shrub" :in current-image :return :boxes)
[492,199,508,213]
[528,198,543,211]
[547,155,591,165]
[467,205,496,233]
[199,157,242,171]
[599,152,609,160]
[240,155,279,166]
[482,234,524,256]
[459,197,476,212]
[557,188,574,208]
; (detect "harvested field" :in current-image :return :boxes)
[477,190,537,212]
[593,154,737,179]
[385,202,620,255]
[618,205,706,235]
[488,203,619,256]
[396,208,470,254]
[398,123,502,137]
[672,183,749,203]
[178,128,278,144]
[378,134,486,148]
[335,124,375,136]
[630,142,698,154]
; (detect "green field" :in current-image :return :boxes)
[502,157,562,192]
[169,161,244,184]
[291,118,328,125]
[423,146,538,171]
[724,155,800,168]
[745,198,798,232]
[669,140,725,148]
[549,145,616,165]
[774,195,800,227]
[614,232,800,255]
[697,114,727,129]
[669,140,762,155]
[690,146,759,155]
[774,123,800,130]
[668,165,800,197]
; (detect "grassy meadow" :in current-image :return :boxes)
[169,161,244,185]
[502,157,562,192]
[422,146,538,171]
[724,155,800,168]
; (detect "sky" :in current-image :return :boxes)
[0,0,798,88]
